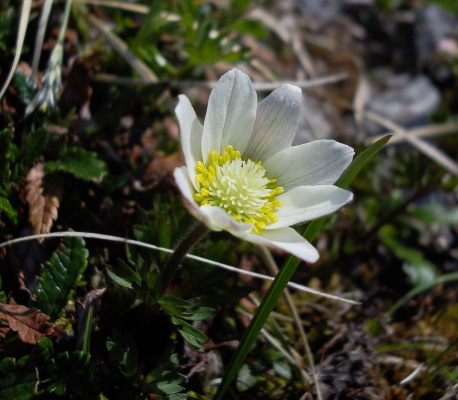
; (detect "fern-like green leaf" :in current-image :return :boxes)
[44,146,107,181]
[34,237,89,321]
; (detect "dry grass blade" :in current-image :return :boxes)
[91,73,349,90]
[75,0,150,13]
[0,303,57,344]
[25,164,62,241]
[31,0,54,79]
[352,61,370,141]
[247,7,290,43]
[74,0,180,21]
[363,110,458,176]
[291,22,317,79]
[369,123,458,145]
[79,8,158,83]
[406,134,458,175]
[0,0,32,100]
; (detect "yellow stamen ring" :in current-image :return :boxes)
[193,145,284,234]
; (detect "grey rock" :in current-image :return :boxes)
[363,73,441,135]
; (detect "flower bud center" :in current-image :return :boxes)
[193,145,283,234]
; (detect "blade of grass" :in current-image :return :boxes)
[72,3,158,83]
[0,0,32,100]
[82,304,94,354]
[31,0,54,79]
[213,135,391,400]
[364,110,458,176]
[369,123,458,145]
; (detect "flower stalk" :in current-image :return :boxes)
[160,222,208,295]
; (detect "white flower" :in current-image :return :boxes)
[174,69,354,263]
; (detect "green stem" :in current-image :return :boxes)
[82,304,93,354]
[160,222,208,295]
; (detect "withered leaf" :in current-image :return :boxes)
[0,303,57,344]
[76,287,107,349]
[25,164,62,242]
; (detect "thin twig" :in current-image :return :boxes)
[363,110,458,176]
[368,123,458,145]
[326,93,458,176]
[90,72,349,90]
[0,231,360,305]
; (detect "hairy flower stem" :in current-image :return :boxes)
[160,222,208,295]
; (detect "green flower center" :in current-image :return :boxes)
[193,145,283,234]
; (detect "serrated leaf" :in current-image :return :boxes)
[0,195,17,223]
[156,380,185,394]
[171,316,208,352]
[34,237,89,321]
[159,295,216,321]
[106,260,141,289]
[126,242,145,270]
[21,128,48,165]
[159,295,191,313]
[142,370,185,395]
[0,356,38,399]
[44,146,107,181]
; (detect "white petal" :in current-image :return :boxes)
[233,227,319,263]
[245,84,302,161]
[199,205,253,233]
[174,167,252,233]
[174,166,202,218]
[263,140,354,191]
[175,95,203,190]
[201,69,257,163]
[267,185,353,229]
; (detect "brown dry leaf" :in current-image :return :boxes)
[25,164,62,242]
[0,303,57,344]
[139,151,184,190]
[76,287,107,349]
